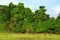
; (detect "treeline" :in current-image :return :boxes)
[0,2,60,34]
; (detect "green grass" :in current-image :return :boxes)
[0,33,60,40]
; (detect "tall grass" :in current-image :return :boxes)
[0,33,60,40]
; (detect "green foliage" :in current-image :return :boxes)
[0,2,60,34]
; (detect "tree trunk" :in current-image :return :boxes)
[26,28,30,33]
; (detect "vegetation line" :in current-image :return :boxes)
[0,2,60,34]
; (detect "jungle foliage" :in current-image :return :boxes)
[0,2,60,34]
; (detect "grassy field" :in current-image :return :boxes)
[0,33,60,40]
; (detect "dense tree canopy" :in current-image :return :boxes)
[0,2,60,34]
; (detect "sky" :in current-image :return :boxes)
[0,0,60,18]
